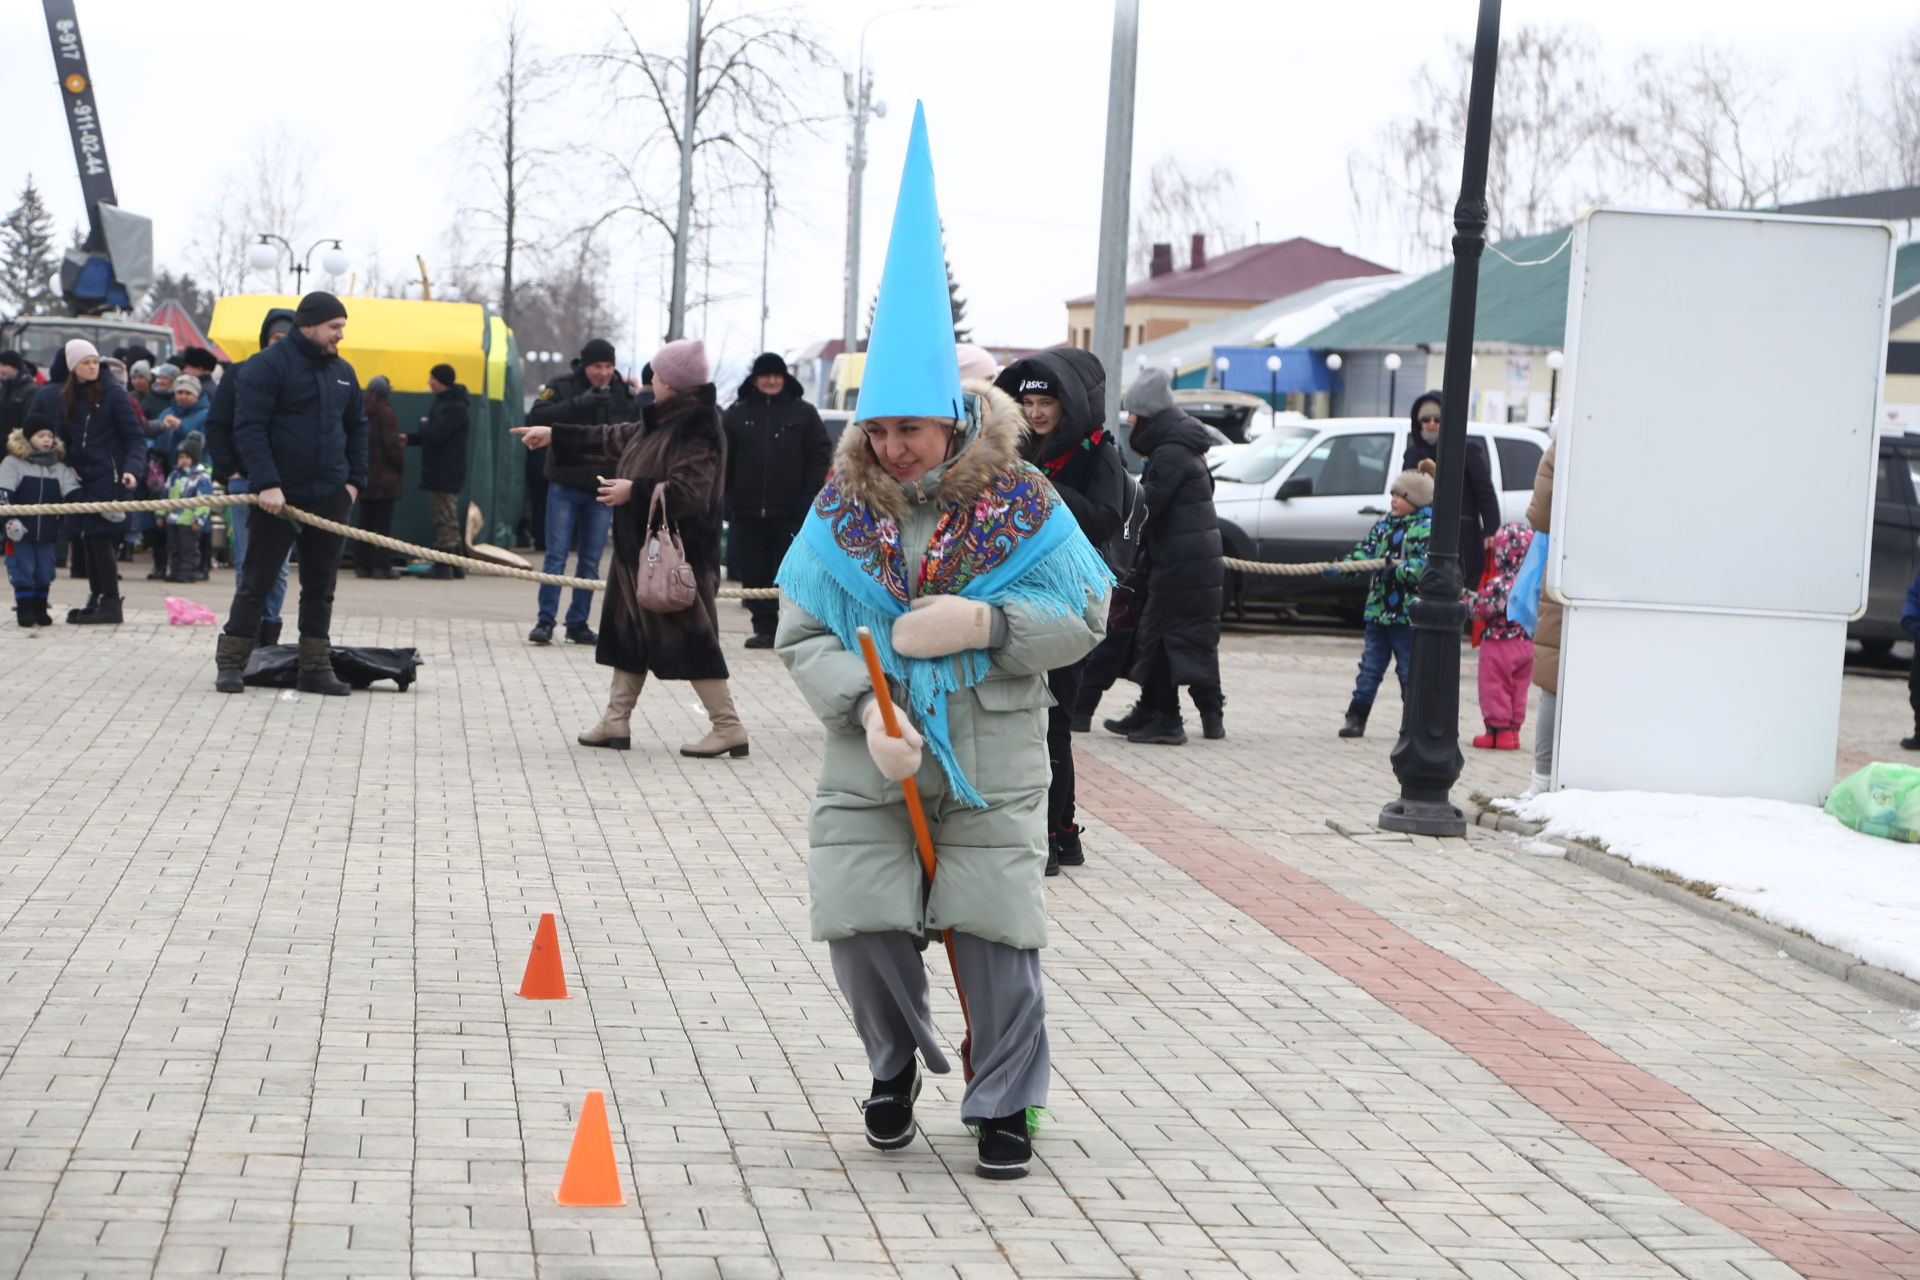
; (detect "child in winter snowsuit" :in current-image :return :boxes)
[163,433,214,583]
[1469,521,1534,750]
[1327,458,1435,738]
[1,415,83,626]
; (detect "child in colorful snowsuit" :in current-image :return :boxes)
[1,415,83,626]
[1328,458,1435,739]
[1469,521,1534,749]
[163,433,214,583]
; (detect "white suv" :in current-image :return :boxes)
[1209,417,1549,614]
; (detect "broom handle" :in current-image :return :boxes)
[854,627,975,1056]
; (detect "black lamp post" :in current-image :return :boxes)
[1326,352,1343,416]
[1266,352,1281,416]
[1547,349,1563,418]
[1385,351,1401,416]
[1378,0,1503,837]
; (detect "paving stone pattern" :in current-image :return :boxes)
[1,598,1917,1279]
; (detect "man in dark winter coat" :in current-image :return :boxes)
[205,307,296,637]
[723,351,831,648]
[0,352,36,437]
[994,346,1126,872]
[412,363,471,578]
[215,290,368,697]
[1401,390,1499,583]
[1113,367,1223,746]
[522,338,641,644]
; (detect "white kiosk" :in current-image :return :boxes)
[1549,208,1896,805]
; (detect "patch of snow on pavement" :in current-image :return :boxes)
[1513,790,1920,985]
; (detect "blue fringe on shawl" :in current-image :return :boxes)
[777,467,1114,809]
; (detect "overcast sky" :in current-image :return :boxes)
[3,0,1913,380]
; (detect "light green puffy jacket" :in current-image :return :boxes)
[777,383,1107,949]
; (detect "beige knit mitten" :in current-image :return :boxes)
[890,594,992,658]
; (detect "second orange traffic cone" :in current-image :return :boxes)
[555,1089,625,1206]
[518,912,569,999]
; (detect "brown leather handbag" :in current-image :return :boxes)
[634,484,697,612]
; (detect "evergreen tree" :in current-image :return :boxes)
[0,177,60,317]
[943,221,970,343]
[150,268,217,332]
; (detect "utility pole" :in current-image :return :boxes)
[1091,0,1140,436]
[843,63,874,353]
[1378,0,1503,837]
[668,0,699,340]
[759,145,774,354]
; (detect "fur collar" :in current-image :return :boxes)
[7,427,64,462]
[830,379,1023,521]
[643,382,719,432]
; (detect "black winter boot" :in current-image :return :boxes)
[1102,702,1150,737]
[32,598,54,627]
[66,592,98,623]
[860,1060,921,1151]
[1338,700,1370,738]
[70,594,122,624]
[974,1111,1033,1180]
[214,634,255,693]
[1051,825,1086,868]
[14,603,32,628]
[1903,730,1920,751]
[1190,686,1226,740]
[1127,714,1188,746]
[295,637,351,696]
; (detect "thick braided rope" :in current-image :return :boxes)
[0,494,1383,584]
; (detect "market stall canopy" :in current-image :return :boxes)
[209,295,502,399]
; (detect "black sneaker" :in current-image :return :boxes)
[1052,825,1085,867]
[528,621,554,645]
[744,633,775,649]
[1102,702,1149,736]
[565,623,597,645]
[974,1112,1032,1180]
[1127,715,1188,746]
[860,1061,921,1151]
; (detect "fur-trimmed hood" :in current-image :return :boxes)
[7,427,64,462]
[829,378,1023,521]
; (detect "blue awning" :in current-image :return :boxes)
[1211,345,1329,394]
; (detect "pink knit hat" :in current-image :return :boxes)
[650,338,708,392]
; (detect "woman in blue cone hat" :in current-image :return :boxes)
[775,104,1111,1180]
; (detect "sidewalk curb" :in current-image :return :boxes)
[1463,798,1920,1011]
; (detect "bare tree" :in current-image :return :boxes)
[1349,24,1613,269]
[458,8,560,326]
[1131,157,1246,275]
[1828,26,1920,194]
[584,3,832,336]
[1894,27,1920,187]
[1608,44,1808,210]
[511,233,624,370]
[185,128,337,295]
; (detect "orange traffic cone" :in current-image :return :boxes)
[518,912,569,999]
[555,1089,625,1206]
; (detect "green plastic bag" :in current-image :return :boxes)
[1824,762,1920,842]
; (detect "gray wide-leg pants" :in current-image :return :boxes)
[829,930,1049,1124]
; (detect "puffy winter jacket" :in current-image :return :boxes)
[231,328,369,499]
[722,371,831,520]
[0,429,82,542]
[412,384,470,493]
[205,308,297,480]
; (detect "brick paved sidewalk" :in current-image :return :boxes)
[1,599,1916,1280]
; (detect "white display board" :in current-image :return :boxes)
[1550,210,1891,616]
[1549,208,1894,805]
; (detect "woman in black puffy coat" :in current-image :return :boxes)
[1113,367,1222,746]
[51,339,145,623]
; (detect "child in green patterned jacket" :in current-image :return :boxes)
[1325,458,1435,739]
[163,433,214,584]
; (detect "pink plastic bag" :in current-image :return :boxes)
[164,596,218,626]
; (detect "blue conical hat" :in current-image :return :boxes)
[856,102,964,423]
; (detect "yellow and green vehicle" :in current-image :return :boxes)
[208,295,526,551]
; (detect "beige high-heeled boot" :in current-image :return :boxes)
[579,669,645,749]
[681,679,749,758]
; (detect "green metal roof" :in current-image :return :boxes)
[1896,242,1920,297]
[1303,227,1575,350]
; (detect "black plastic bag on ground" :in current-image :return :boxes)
[242,644,423,691]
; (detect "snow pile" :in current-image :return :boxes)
[1512,789,1920,984]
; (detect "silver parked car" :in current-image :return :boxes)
[1210,417,1549,616]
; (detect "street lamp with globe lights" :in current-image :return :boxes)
[1325,352,1343,416]
[1265,352,1282,416]
[1546,349,1564,418]
[1214,354,1230,391]
[1384,351,1402,415]
[249,235,350,295]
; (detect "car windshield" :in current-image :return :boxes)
[1212,427,1317,485]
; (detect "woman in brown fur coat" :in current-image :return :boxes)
[514,339,747,759]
